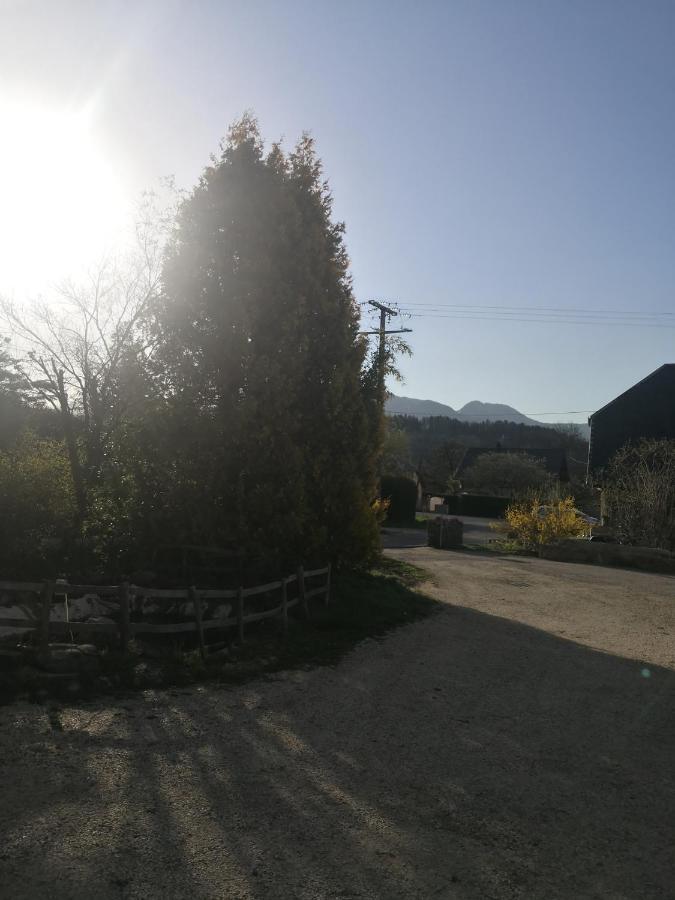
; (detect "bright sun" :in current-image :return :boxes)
[0,100,129,294]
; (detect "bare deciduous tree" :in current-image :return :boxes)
[1,199,168,522]
[603,439,675,551]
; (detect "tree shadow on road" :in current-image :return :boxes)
[1,601,673,899]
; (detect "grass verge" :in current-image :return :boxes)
[0,557,439,704]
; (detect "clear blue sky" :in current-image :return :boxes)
[2,0,674,422]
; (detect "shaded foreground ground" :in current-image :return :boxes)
[0,561,435,704]
[0,550,673,899]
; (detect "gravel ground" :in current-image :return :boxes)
[0,549,673,900]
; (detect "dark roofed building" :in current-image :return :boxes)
[455,447,570,482]
[587,364,675,477]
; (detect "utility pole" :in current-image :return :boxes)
[359,300,412,406]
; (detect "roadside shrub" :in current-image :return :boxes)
[493,496,588,550]
[381,476,417,525]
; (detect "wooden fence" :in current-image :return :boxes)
[0,563,331,657]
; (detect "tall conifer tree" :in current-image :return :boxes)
[155,116,380,566]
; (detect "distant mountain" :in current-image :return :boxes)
[457,400,540,427]
[386,394,590,439]
[386,396,459,418]
[386,395,538,424]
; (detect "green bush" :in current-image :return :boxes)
[461,452,552,497]
[381,476,417,525]
[0,431,76,576]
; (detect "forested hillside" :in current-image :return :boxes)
[385,414,589,492]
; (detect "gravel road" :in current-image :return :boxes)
[381,516,497,550]
[0,549,673,900]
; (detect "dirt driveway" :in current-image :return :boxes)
[389,545,675,668]
[0,550,673,900]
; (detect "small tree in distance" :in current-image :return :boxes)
[461,451,552,497]
[381,420,413,477]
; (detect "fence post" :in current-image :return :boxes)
[190,586,206,659]
[325,562,331,607]
[281,578,288,635]
[38,580,54,656]
[237,586,245,643]
[297,565,308,618]
[118,582,130,651]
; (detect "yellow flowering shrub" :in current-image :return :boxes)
[492,496,589,550]
[371,497,391,525]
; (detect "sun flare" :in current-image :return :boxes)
[0,100,129,294]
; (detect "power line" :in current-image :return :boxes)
[402,312,675,321]
[362,303,599,419]
[401,311,674,322]
[397,312,675,328]
[396,302,675,316]
[360,300,675,327]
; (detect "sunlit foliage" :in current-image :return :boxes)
[493,496,589,550]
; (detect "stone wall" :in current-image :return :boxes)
[538,540,675,575]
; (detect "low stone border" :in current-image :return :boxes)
[539,540,675,575]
